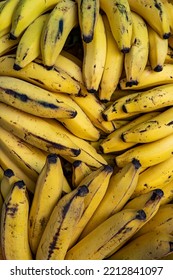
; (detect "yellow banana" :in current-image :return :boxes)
[36,185,89,260]
[162,0,173,33]
[1,180,33,259]
[161,180,173,205]
[80,159,142,238]
[99,0,132,53]
[124,11,149,87]
[0,168,20,200]
[165,46,173,64]
[71,160,92,187]
[0,165,4,183]
[0,33,19,56]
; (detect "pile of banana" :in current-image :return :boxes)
[0,0,173,260]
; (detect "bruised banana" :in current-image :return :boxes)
[29,154,64,255]
[1,180,32,260]
[71,160,92,188]
[36,185,89,260]
[0,169,20,200]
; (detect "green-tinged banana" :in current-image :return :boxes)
[0,76,77,119]
[72,160,92,187]
[120,64,173,90]
[41,0,78,69]
[80,159,141,238]
[1,180,33,260]
[77,0,99,43]
[99,14,124,102]
[69,164,113,248]
[29,154,64,254]
[132,156,173,197]
[0,147,36,193]
[100,0,132,53]
[82,13,106,93]
[123,84,173,114]
[65,208,146,260]
[122,107,173,143]
[148,24,168,72]
[0,102,81,158]
[128,0,170,39]
[109,230,173,260]
[124,12,149,87]
[0,0,20,37]
[14,14,49,69]
[116,133,173,168]
[36,185,89,260]
[161,180,173,205]
[0,169,20,200]
[100,111,160,153]
[10,0,62,39]
[0,54,81,94]
[0,32,19,56]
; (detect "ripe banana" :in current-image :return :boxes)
[82,13,106,93]
[99,14,124,102]
[41,0,78,69]
[162,0,173,33]
[128,0,170,39]
[10,0,61,39]
[14,13,49,69]
[116,133,173,168]
[65,208,147,260]
[71,160,92,187]
[0,76,77,119]
[0,169,20,200]
[99,0,132,53]
[36,185,89,260]
[77,0,99,43]
[29,154,64,254]
[161,180,173,205]
[148,24,168,72]
[80,159,141,238]
[1,180,33,259]
[124,12,149,87]
[0,165,3,183]
[0,33,19,57]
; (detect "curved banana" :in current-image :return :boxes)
[29,154,64,254]
[0,169,20,200]
[115,133,173,168]
[99,14,124,102]
[36,185,89,260]
[100,0,132,53]
[10,0,61,39]
[82,13,107,93]
[148,24,168,72]
[0,33,19,57]
[80,159,141,238]
[77,0,99,43]
[0,76,77,119]
[162,0,173,33]
[71,160,92,187]
[109,230,173,260]
[128,0,170,39]
[161,180,173,205]
[41,0,78,69]
[124,11,149,87]
[1,180,33,259]
[14,13,49,69]
[65,208,146,260]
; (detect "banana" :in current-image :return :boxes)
[124,12,149,87]
[41,0,78,69]
[29,154,64,254]
[162,0,173,33]
[77,0,99,43]
[109,230,173,260]
[148,24,168,72]
[82,13,107,93]
[0,188,4,259]
[1,180,33,259]
[71,160,92,187]
[123,84,173,113]
[0,102,81,158]
[165,46,173,64]
[0,0,20,37]
[98,14,124,102]
[168,34,173,49]
[0,54,81,94]
[161,180,173,205]
[100,111,160,153]
[99,0,132,53]
[80,159,142,238]
[122,107,173,143]
[0,76,77,119]
[65,208,147,260]
[14,14,49,69]
[60,49,82,67]
[132,156,173,197]
[0,168,20,200]
[128,0,170,39]
[36,185,89,260]
[116,133,173,168]
[69,164,113,248]
[0,32,19,56]
[10,0,62,39]
[0,165,4,183]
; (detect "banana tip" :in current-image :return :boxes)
[9,33,17,40]
[154,65,163,72]
[4,169,14,178]
[126,80,138,87]
[163,32,171,39]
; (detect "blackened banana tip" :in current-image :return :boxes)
[132,158,142,170]
[121,47,130,54]
[163,32,171,39]
[151,189,164,200]
[154,65,163,72]
[126,80,138,87]
[102,112,108,121]
[83,34,93,43]
[14,180,25,189]
[122,104,128,113]
[77,185,89,197]
[4,169,14,178]
[9,33,17,40]
[136,209,146,220]
[72,160,82,168]
[47,153,58,164]
[13,63,22,71]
